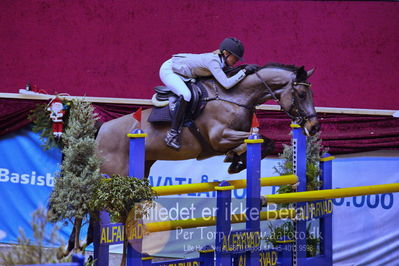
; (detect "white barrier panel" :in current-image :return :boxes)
[332,153,399,265]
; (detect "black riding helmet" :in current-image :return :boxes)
[219,37,244,61]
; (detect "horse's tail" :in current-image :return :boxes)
[94,120,104,139]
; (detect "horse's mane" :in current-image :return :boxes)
[225,62,307,82]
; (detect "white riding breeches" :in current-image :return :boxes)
[159,59,192,102]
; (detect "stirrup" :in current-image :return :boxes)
[165,129,181,150]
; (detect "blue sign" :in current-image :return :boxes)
[0,127,72,245]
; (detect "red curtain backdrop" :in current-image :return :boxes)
[0,0,399,110]
[1,98,398,155]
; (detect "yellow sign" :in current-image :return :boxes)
[100,222,144,244]
[127,222,144,240]
[100,224,124,244]
[304,200,333,220]
[236,251,278,266]
[222,231,260,252]
[260,251,278,266]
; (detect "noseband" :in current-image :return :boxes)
[255,72,316,125]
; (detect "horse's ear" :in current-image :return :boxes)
[307,68,315,78]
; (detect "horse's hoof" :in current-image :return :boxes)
[223,152,235,163]
[228,161,246,174]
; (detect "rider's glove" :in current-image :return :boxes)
[244,64,258,75]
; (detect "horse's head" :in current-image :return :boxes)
[255,64,320,136]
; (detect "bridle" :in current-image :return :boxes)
[255,71,316,126]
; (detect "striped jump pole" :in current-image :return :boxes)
[291,124,307,265]
[287,124,334,265]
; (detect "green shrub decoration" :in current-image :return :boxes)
[90,175,157,224]
[265,221,294,247]
[89,175,156,266]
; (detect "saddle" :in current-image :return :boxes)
[148,81,208,124]
[148,80,214,159]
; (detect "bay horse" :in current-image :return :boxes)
[96,63,320,178]
[63,63,320,258]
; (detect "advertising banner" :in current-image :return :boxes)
[0,128,72,245]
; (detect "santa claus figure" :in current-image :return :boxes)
[47,98,65,138]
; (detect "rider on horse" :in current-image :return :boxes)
[159,37,258,150]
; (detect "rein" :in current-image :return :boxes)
[204,81,255,111]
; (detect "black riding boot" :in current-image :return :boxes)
[165,97,188,150]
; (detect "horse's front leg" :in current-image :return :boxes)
[217,130,275,174]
